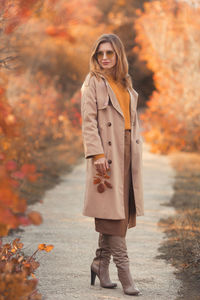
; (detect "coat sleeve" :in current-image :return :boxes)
[92,153,105,161]
[81,75,105,159]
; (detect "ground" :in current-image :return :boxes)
[3,142,182,299]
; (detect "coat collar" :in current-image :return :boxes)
[98,73,138,121]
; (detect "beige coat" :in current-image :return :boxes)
[81,72,144,220]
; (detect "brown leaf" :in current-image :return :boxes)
[3,243,11,249]
[97,183,105,193]
[29,260,40,271]
[13,238,23,249]
[104,180,112,189]
[18,256,24,263]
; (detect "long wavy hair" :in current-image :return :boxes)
[89,33,132,89]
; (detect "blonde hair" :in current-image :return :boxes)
[89,33,132,89]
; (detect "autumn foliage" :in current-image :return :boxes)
[134,0,200,153]
[0,0,101,236]
[0,86,43,236]
[0,237,53,299]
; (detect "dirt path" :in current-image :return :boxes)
[3,143,181,299]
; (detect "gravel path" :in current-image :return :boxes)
[3,143,181,299]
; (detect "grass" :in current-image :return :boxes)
[157,151,200,300]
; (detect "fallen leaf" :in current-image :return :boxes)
[28,211,43,225]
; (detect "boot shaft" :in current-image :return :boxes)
[105,235,140,295]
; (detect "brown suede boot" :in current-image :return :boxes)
[105,235,140,296]
[91,233,117,289]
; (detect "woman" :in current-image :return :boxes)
[81,33,144,296]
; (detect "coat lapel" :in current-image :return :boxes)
[99,74,124,118]
[106,83,124,118]
[128,87,138,123]
[99,74,138,120]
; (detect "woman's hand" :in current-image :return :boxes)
[93,157,109,175]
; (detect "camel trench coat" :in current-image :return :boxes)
[81,72,144,221]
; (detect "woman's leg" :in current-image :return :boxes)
[91,130,137,292]
[104,130,139,295]
[91,233,117,288]
[105,234,140,295]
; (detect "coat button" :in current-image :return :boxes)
[108,141,112,145]
[136,139,140,144]
[108,159,112,164]
[107,122,112,126]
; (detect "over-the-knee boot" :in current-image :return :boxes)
[91,233,117,289]
[106,235,140,295]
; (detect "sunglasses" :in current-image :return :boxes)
[96,50,115,60]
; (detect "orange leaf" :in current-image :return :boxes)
[103,174,110,179]
[27,174,38,182]
[23,262,31,268]
[28,211,43,225]
[44,245,54,252]
[38,244,46,250]
[93,177,101,184]
[21,163,36,175]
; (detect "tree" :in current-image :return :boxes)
[134,0,200,153]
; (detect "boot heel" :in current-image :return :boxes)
[91,269,97,285]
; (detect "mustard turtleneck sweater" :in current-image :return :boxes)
[93,74,131,161]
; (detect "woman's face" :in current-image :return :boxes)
[96,42,116,69]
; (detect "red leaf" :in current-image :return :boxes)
[8,178,20,188]
[0,153,5,160]
[5,160,17,171]
[21,163,36,175]
[0,208,19,228]
[11,171,25,179]
[18,216,32,226]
